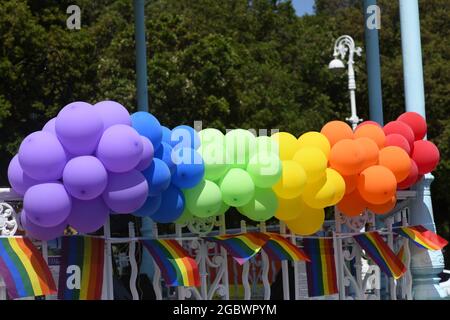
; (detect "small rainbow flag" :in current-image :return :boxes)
[395,225,448,251]
[141,239,200,287]
[205,232,270,265]
[353,232,406,279]
[262,233,310,262]
[0,237,56,299]
[303,238,338,297]
[57,236,104,300]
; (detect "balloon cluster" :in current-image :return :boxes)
[8,101,152,240]
[132,116,205,224]
[180,129,282,223]
[271,132,345,235]
[8,98,440,241]
[331,112,440,217]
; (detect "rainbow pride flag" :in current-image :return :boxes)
[262,233,310,262]
[353,232,406,279]
[395,225,448,251]
[0,237,56,299]
[205,232,270,265]
[303,238,338,297]
[141,239,200,287]
[57,236,104,300]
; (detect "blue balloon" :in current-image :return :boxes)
[131,112,163,150]
[170,125,200,150]
[154,142,175,174]
[171,148,205,189]
[142,158,171,196]
[161,126,172,145]
[133,194,162,217]
[151,185,185,223]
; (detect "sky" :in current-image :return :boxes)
[292,0,315,16]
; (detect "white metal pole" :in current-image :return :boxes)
[103,217,114,300]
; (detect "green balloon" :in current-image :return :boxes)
[185,180,222,218]
[256,136,279,155]
[197,143,230,181]
[199,128,224,146]
[239,188,278,222]
[246,152,282,188]
[220,168,255,207]
[214,201,230,216]
[225,129,257,169]
[175,207,193,224]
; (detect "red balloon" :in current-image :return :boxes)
[411,140,440,174]
[397,112,427,141]
[385,134,411,155]
[356,121,382,130]
[397,159,419,190]
[383,121,415,150]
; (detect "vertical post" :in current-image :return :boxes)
[280,222,290,300]
[134,0,149,112]
[399,0,447,300]
[363,0,384,125]
[134,0,156,283]
[139,218,155,280]
[103,217,114,300]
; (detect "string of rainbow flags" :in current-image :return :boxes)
[7,101,441,241]
[0,225,446,299]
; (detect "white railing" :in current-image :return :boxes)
[0,188,415,300]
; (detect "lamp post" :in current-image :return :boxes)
[329,35,363,129]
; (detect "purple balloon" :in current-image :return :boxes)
[102,170,148,213]
[135,136,154,171]
[21,210,67,241]
[55,102,103,156]
[7,155,41,195]
[63,156,108,200]
[96,124,144,173]
[42,118,77,161]
[24,182,72,227]
[68,197,109,233]
[93,100,131,129]
[42,118,57,135]
[18,131,67,181]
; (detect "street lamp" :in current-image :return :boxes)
[329,35,363,129]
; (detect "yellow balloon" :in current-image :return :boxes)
[327,168,346,205]
[301,169,338,209]
[293,147,327,183]
[272,160,307,199]
[271,132,300,160]
[275,195,303,221]
[286,203,325,235]
[298,132,331,157]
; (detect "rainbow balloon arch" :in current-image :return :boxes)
[2,100,445,301]
[7,101,440,240]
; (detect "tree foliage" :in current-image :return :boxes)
[0,0,448,257]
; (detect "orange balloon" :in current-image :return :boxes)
[378,146,412,183]
[320,121,354,147]
[355,137,379,170]
[342,174,358,195]
[354,124,386,149]
[329,139,365,175]
[357,165,397,204]
[337,189,368,217]
[368,196,396,215]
